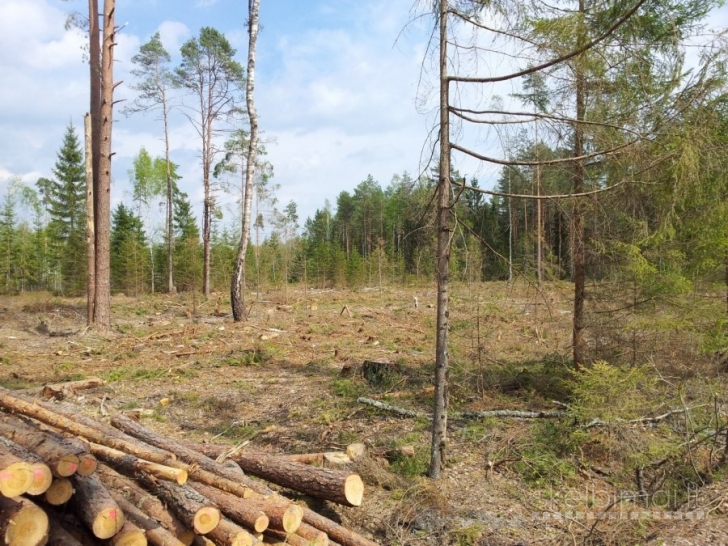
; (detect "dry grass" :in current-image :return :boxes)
[0,281,726,545]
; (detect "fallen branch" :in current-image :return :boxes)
[356,398,565,420]
[583,406,708,430]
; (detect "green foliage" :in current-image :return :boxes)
[569,361,659,422]
[111,204,149,295]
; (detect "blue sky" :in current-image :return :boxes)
[0,0,442,232]
[1,0,727,235]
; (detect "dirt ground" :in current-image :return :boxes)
[0,284,726,545]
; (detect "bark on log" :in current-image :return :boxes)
[264,528,326,546]
[301,509,378,546]
[0,436,52,495]
[0,496,49,546]
[191,444,351,467]
[0,390,172,463]
[48,519,84,546]
[206,518,257,546]
[294,522,329,546]
[223,451,363,507]
[98,465,193,546]
[0,411,97,478]
[0,444,34,497]
[45,477,74,505]
[137,474,220,535]
[72,473,125,539]
[109,415,262,499]
[112,495,186,546]
[91,443,187,484]
[188,482,270,533]
[109,521,147,546]
[0,415,80,477]
[40,377,105,400]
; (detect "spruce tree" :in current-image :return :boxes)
[110,203,148,295]
[44,123,87,295]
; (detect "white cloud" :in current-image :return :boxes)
[157,21,190,52]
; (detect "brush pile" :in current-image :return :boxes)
[0,383,378,546]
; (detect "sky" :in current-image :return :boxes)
[0,0,448,232]
[1,0,727,235]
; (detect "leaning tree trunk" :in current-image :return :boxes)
[429,0,452,480]
[231,0,260,321]
[92,0,115,331]
[84,114,95,325]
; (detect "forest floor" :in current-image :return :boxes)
[0,282,726,545]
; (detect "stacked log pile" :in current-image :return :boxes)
[0,385,379,546]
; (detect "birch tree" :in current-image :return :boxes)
[231,0,260,321]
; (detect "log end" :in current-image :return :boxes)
[193,507,220,535]
[110,522,147,546]
[93,507,126,540]
[344,474,364,507]
[77,454,98,477]
[57,454,81,477]
[254,514,270,534]
[4,499,49,546]
[44,477,74,505]
[282,504,304,534]
[0,461,35,498]
[26,462,53,496]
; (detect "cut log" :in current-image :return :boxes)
[0,496,49,546]
[109,521,147,546]
[108,419,376,546]
[40,377,105,400]
[112,495,187,546]
[0,390,173,464]
[301,509,379,546]
[0,444,34,498]
[72,473,125,539]
[206,518,257,546]
[137,474,220,535]
[90,443,187,484]
[264,529,325,546]
[27,462,54,496]
[98,465,193,545]
[48,519,84,546]
[191,444,351,467]
[0,435,52,495]
[188,482,270,533]
[0,413,82,477]
[222,451,363,507]
[294,522,329,546]
[45,477,74,505]
[109,415,262,499]
[76,451,98,477]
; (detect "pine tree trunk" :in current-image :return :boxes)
[92,0,115,331]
